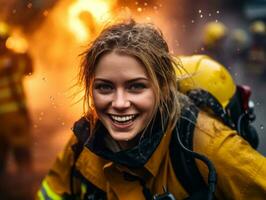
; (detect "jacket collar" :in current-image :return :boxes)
[85,112,169,171]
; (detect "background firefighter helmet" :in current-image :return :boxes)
[249,20,266,36]
[203,21,228,47]
[175,55,259,149]
[231,28,250,50]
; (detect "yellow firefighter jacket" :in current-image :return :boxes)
[37,111,266,200]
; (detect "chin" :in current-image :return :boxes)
[109,131,138,142]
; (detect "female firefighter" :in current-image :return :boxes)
[37,20,266,200]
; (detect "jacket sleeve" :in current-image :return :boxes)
[193,111,266,200]
[36,135,77,200]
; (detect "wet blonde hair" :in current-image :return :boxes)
[79,19,181,135]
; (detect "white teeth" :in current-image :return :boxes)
[111,115,135,122]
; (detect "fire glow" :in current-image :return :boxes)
[6,31,29,53]
[26,0,173,129]
[67,0,117,42]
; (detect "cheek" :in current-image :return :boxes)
[133,91,156,112]
[92,92,110,111]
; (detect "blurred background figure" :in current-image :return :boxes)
[199,21,229,67]
[245,20,266,79]
[226,28,250,83]
[0,21,33,175]
[230,28,250,59]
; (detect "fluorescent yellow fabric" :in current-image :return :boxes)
[37,111,266,200]
[38,179,64,200]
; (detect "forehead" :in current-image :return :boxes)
[94,51,149,79]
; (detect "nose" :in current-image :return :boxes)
[112,89,130,109]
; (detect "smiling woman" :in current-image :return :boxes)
[92,51,156,149]
[36,19,266,200]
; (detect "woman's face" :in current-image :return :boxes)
[92,51,156,149]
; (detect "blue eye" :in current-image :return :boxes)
[128,83,146,91]
[94,83,113,93]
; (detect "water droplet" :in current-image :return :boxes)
[144,2,148,6]
[260,125,264,130]
[200,14,203,18]
[216,10,220,14]
[198,10,202,13]
[191,20,195,23]
[208,13,211,17]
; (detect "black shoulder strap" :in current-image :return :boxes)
[187,89,235,129]
[170,104,210,199]
[70,117,90,196]
[71,117,90,161]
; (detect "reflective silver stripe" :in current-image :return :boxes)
[40,187,52,200]
[41,180,63,200]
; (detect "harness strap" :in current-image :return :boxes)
[170,104,217,200]
[170,104,207,194]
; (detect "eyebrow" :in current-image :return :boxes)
[94,77,149,84]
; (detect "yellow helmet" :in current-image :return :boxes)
[231,28,249,46]
[249,20,265,35]
[0,21,10,39]
[175,55,236,108]
[203,21,227,47]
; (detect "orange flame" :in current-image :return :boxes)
[67,0,117,42]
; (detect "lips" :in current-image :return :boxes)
[110,114,136,122]
[109,114,138,122]
[108,114,138,129]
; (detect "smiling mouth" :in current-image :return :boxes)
[109,114,138,124]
